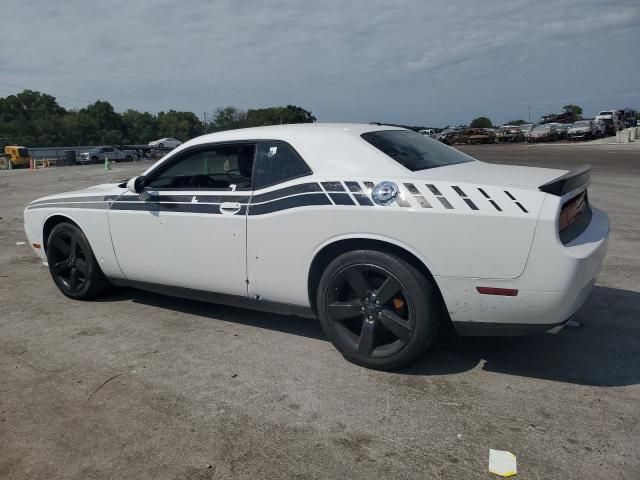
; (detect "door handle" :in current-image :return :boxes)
[220,202,242,214]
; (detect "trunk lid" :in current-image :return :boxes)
[410,160,567,191]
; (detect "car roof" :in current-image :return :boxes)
[188,123,404,143]
[170,123,410,176]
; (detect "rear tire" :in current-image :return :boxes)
[317,250,439,370]
[46,223,111,299]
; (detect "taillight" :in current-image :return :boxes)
[559,191,587,232]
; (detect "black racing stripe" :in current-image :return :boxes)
[352,194,373,206]
[328,193,355,205]
[110,202,222,214]
[504,190,516,200]
[477,188,491,199]
[515,202,528,213]
[248,193,331,215]
[29,194,121,206]
[426,184,442,196]
[452,186,467,198]
[463,198,479,211]
[117,194,250,204]
[437,197,454,209]
[404,183,420,195]
[321,181,345,192]
[489,200,503,212]
[363,181,375,190]
[251,182,321,203]
[28,202,110,210]
[344,181,362,193]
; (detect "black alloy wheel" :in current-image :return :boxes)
[318,250,439,370]
[46,222,110,299]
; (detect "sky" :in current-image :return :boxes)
[2,0,639,127]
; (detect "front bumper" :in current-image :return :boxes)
[439,205,609,336]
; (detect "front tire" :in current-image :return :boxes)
[46,223,111,299]
[317,250,439,370]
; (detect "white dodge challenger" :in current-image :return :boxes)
[24,124,609,370]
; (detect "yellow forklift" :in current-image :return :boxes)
[1,138,32,169]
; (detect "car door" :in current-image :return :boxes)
[245,141,315,303]
[108,142,255,296]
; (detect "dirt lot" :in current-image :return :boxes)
[1,144,639,479]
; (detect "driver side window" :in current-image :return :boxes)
[147,144,255,190]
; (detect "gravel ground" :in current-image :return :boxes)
[1,144,638,479]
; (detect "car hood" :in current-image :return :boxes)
[410,160,566,190]
[29,183,125,205]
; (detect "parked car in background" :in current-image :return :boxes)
[149,138,182,149]
[552,123,571,140]
[24,123,609,370]
[527,124,558,142]
[594,120,608,137]
[419,129,435,137]
[517,124,535,140]
[567,120,598,141]
[594,112,619,136]
[495,126,525,143]
[436,129,466,145]
[466,128,495,144]
[594,110,623,134]
[79,146,137,164]
[540,111,576,125]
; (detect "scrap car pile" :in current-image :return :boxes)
[432,107,638,145]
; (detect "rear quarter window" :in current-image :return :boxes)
[253,142,312,189]
[361,130,474,171]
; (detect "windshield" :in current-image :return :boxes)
[598,111,612,116]
[361,130,474,171]
[518,124,532,131]
[533,125,550,131]
[573,121,590,127]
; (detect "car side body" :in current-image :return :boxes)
[79,146,137,164]
[24,123,609,368]
[567,120,598,141]
[148,137,182,149]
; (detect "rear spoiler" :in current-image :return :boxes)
[539,165,591,196]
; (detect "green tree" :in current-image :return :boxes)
[245,105,316,127]
[562,104,583,120]
[157,110,204,141]
[0,90,67,146]
[469,116,492,128]
[121,109,158,144]
[210,106,247,132]
[506,119,527,126]
[76,100,125,144]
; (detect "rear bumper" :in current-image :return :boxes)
[439,205,609,336]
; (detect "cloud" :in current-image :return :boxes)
[1,0,639,125]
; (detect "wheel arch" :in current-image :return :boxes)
[42,213,83,253]
[307,236,447,316]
